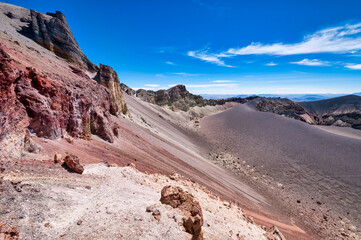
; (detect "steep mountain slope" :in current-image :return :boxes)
[1,3,359,240]
[0,3,312,240]
[200,103,361,239]
[0,3,127,159]
[300,95,361,129]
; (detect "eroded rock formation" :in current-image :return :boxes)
[95,64,127,115]
[160,186,204,240]
[18,10,97,71]
[136,85,255,111]
[252,98,316,124]
[0,5,128,158]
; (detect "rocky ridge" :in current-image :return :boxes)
[134,84,257,111]
[0,4,127,158]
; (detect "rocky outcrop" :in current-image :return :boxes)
[120,83,136,95]
[0,4,131,158]
[18,9,97,71]
[63,154,84,174]
[300,95,361,129]
[95,64,127,115]
[0,44,31,158]
[136,85,255,111]
[0,42,119,158]
[160,186,204,240]
[250,98,316,124]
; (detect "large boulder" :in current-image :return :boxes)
[63,154,84,174]
[160,186,203,240]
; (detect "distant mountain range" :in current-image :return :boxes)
[202,93,361,102]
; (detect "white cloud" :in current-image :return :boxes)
[291,59,330,66]
[186,83,238,88]
[165,61,175,65]
[187,50,235,67]
[171,72,201,76]
[345,63,361,69]
[265,62,278,66]
[144,84,160,87]
[155,74,165,78]
[188,23,361,66]
[225,23,361,56]
[212,80,235,83]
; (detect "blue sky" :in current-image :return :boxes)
[4,0,361,94]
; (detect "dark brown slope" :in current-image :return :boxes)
[300,95,361,129]
[300,95,361,114]
[200,103,361,239]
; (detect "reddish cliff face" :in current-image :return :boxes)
[0,5,127,158]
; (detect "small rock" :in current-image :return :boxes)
[146,206,153,212]
[169,173,182,181]
[54,153,63,164]
[65,137,74,144]
[76,220,82,225]
[127,163,136,169]
[10,180,21,185]
[152,210,161,216]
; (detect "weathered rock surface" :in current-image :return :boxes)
[63,154,84,174]
[136,85,255,111]
[250,97,316,124]
[17,9,97,71]
[160,185,204,239]
[120,83,136,95]
[300,95,361,129]
[95,64,127,115]
[0,4,128,158]
[0,222,20,240]
[250,95,361,130]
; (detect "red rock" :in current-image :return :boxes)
[0,223,20,240]
[54,153,63,164]
[0,8,128,158]
[63,155,84,174]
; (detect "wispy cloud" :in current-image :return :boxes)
[265,62,278,66]
[155,74,166,78]
[187,50,235,67]
[345,63,361,69]
[165,61,175,65]
[212,80,235,83]
[188,23,361,66]
[171,72,201,76]
[187,83,238,88]
[291,59,330,66]
[144,84,160,87]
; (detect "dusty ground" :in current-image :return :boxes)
[199,103,361,239]
[1,3,357,239]
[0,159,271,240]
[0,93,312,239]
